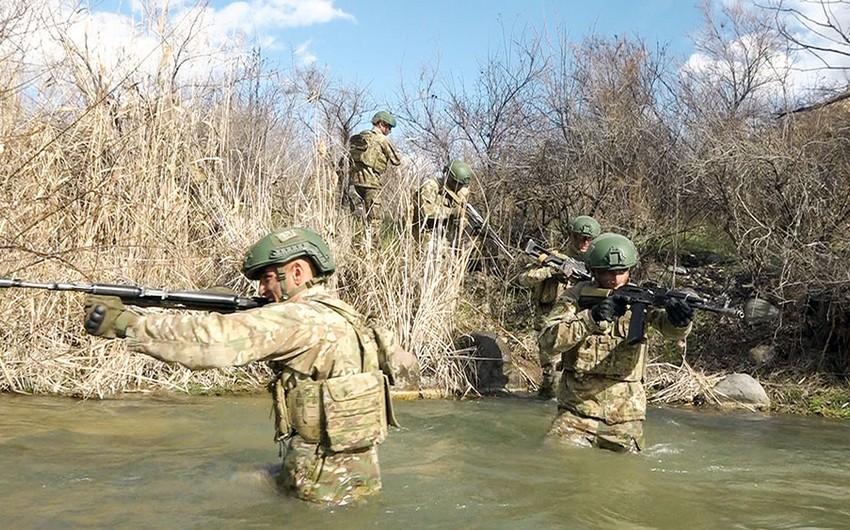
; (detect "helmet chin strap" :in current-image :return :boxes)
[276,266,324,301]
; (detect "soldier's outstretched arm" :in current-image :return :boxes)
[125,303,320,370]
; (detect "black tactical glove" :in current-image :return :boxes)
[591,295,627,323]
[665,298,694,328]
[84,295,138,338]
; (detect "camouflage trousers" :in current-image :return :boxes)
[278,435,382,505]
[351,185,383,233]
[547,408,644,453]
[538,361,562,400]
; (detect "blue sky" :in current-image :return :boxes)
[94,0,706,107]
[283,0,704,105]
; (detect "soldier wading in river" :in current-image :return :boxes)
[82,228,398,505]
[538,233,693,452]
[519,215,602,399]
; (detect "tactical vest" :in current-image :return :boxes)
[349,130,390,181]
[561,308,647,383]
[269,298,399,453]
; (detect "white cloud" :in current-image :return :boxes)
[294,39,317,65]
[779,0,850,90]
[203,0,354,32]
[6,0,352,93]
[683,1,850,103]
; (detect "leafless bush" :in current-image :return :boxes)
[0,8,474,397]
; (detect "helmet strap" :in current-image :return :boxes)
[278,268,326,301]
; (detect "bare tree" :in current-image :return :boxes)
[765,0,850,73]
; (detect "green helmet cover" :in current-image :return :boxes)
[445,159,472,185]
[569,215,602,238]
[584,232,638,270]
[371,110,397,128]
[242,227,336,280]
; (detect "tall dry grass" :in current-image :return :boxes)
[0,10,474,397]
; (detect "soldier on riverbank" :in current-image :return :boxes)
[415,159,471,243]
[82,228,396,505]
[519,215,602,398]
[538,233,693,451]
[348,111,401,237]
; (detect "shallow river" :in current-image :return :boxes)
[1,394,848,529]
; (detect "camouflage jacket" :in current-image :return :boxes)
[518,243,584,315]
[417,178,469,223]
[349,127,401,189]
[538,281,691,423]
[126,284,364,380]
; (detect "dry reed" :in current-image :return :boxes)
[0,10,475,398]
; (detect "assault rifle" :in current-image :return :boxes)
[577,282,744,345]
[0,279,267,313]
[464,203,514,259]
[522,239,591,282]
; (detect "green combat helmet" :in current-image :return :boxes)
[569,215,602,238]
[371,110,397,128]
[242,227,336,280]
[584,232,638,270]
[444,159,472,185]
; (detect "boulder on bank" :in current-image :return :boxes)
[455,332,514,393]
[708,373,771,410]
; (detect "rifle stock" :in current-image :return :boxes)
[0,278,267,313]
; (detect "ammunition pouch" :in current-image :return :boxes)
[269,376,291,443]
[287,379,323,443]
[271,371,396,452]
[322,371,389,452]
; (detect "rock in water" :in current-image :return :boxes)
[712,373,771,410]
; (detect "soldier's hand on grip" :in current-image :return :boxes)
[84,295,137,338]
[665,298,694,328]
[591,295,627,323]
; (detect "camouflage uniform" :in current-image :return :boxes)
[538,281,691,451]
[415,177,469,240]
[518,243,583,397]
[349,126,401,230]
[519,243,584,325]
[125,284,391,504]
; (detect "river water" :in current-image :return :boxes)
[1,394,848,529]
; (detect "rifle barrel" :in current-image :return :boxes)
[0,278,266,313]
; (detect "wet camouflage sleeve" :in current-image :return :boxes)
[125,302,325,370]
[539,283,604,354]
